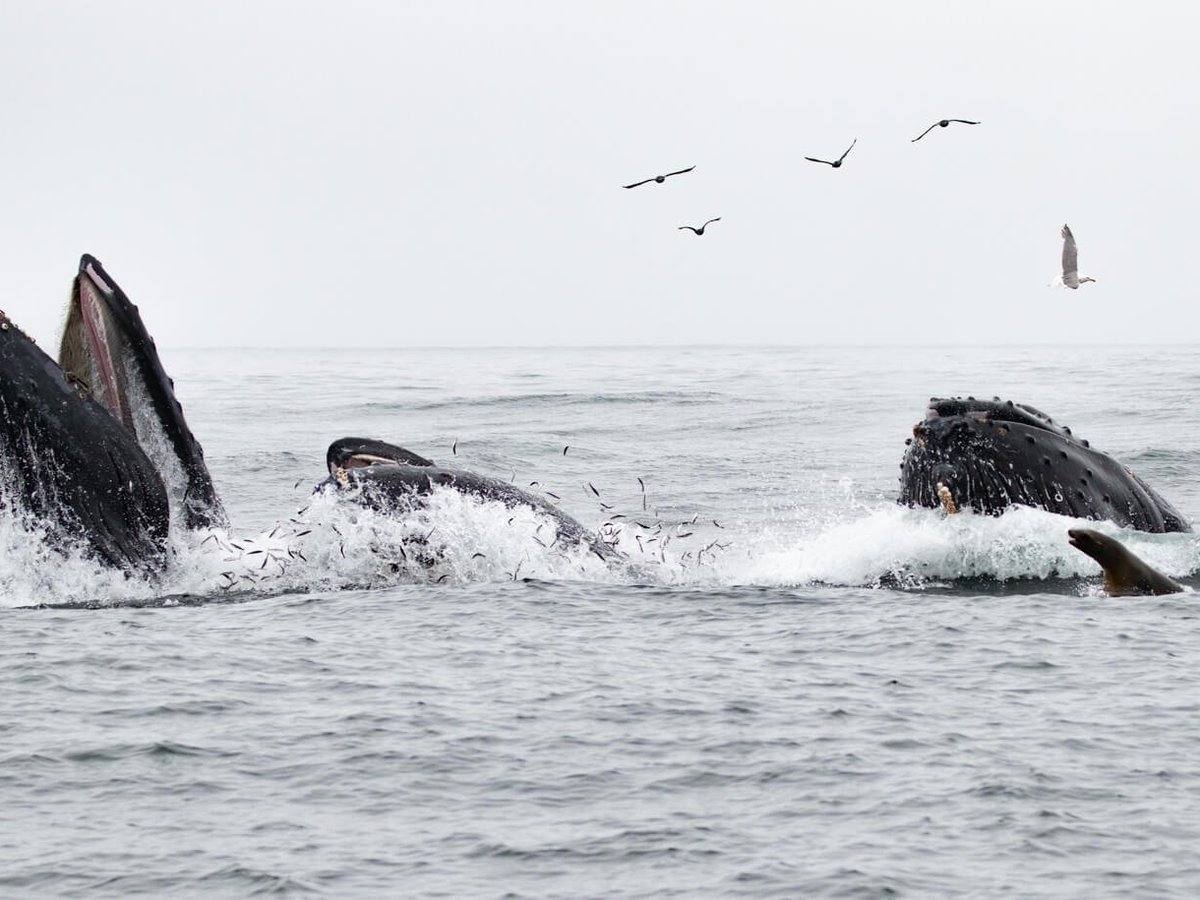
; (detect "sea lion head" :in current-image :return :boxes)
[1067,527,1185,597]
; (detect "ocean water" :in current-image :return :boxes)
[3,345,1200,897]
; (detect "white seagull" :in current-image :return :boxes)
[1058,224,1097,289]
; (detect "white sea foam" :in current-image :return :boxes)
[5,486,1195,607]
[0,509,163,608]
[0,485,636,607]
[728,504,1200,589]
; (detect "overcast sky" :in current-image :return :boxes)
[1,2,1197,347]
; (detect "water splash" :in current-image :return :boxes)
[4,487,1196,608]
[731,504,1200,589]
[0,483,715,607]
[0,509,164,608]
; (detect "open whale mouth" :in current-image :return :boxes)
[321,436,612,558]
[326,438,435,476]
[57,254,227,530]
[341,454,401,469]
[62,257,133,430]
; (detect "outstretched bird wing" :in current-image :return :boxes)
[804,157,833,166]
[911,123,938,142]
[664,166,696,179]
[678,226,699,234]
[702,217,721,227]
[836,138,857,163]
[948,119,981,125]
[623,177,654,189]
[1061,224,1080,289]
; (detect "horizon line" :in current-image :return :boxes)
[160,341,1200,351]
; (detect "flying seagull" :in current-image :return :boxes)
[678,217,721,236]
[622,166,696,189]
[1058,224,1097,289]
[804,139,856,169]
[911,119,981,142]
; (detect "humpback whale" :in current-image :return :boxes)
[59,255,226,531]
[0,308,169,571]
[0,253,229,571]
[899,397,1190,533]
[0,257,605,573]
[323,438,613,558]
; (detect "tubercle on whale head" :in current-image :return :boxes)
[0,309,29,337]
[920,396,1076,440]
[912,396,1094,448]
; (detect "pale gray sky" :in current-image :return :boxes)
[1,2,1197,347]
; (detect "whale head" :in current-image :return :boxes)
[898,397,1190,533]
[326,437,435,475]
[58,255,226,530]
[0,307,169,571]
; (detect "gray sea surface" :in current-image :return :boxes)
[3,346,1200,897]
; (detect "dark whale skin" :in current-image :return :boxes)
[62,255,226,530]
[898,397,1191,534]
[0,310,169,571]
[324,437,613,558]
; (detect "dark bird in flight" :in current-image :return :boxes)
[678,217,721,236]
[622,166,696,189]
[804,139,856,168]
[911,119,981,142]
